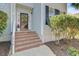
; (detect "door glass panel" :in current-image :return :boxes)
[20,13,28,31]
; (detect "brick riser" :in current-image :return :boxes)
[15,42,42,52]
[15,31,42,52]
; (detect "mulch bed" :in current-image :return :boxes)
[45,39,79,56]
[0,41,10,56]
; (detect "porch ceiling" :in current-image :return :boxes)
[19,3,34,8]
[16,3,33,13]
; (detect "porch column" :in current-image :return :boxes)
[41,4,46,43]
[32,3,41,37]
[11,3,16,54]
[32,4,45,43]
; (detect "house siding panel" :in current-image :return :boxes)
[32,3,41,38]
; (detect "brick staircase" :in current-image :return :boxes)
[15,31,42,52]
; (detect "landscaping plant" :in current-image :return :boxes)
[49,14,79,43]
[0,10,8,36]
[67,47,79,56]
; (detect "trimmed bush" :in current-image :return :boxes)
[0,10,8,35]
[49,14,79,39]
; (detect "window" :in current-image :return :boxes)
[45,6,49,25]
[45,6,60,25]
[55,9,60,15]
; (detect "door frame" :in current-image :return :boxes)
[20,13,29,30]
[16,9,32,32]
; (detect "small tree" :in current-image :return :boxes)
[0,10,8,36]
[49,14,79,43]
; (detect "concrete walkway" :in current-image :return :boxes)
[12,45,55,56]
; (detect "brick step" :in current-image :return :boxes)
[15,36,39,39]
[15,34,37,38]
[15,31,42,52]
[15,31,31,33]
[15,42,42,52]
[15,33,37,36]
[15,37,40,42]
[15,31,36,35]
[15,39,41,46]
[15,32,37,35]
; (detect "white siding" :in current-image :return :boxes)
[32,3,41,38]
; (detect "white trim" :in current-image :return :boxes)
[11,3,16,54]
[28,13,32,30]
[41,4,45,36]
[40,4,45,43]
[16,7,32,31]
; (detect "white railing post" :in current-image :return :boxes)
[11,3,16,55]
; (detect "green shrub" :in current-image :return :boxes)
[49,14,79,39]
[0,10,8,35]
[67,47,79,56]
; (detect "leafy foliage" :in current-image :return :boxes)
[49,14,79,39]
[67,47,79,56]
[0,10,8,34]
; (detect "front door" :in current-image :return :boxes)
[20,13,28,31]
